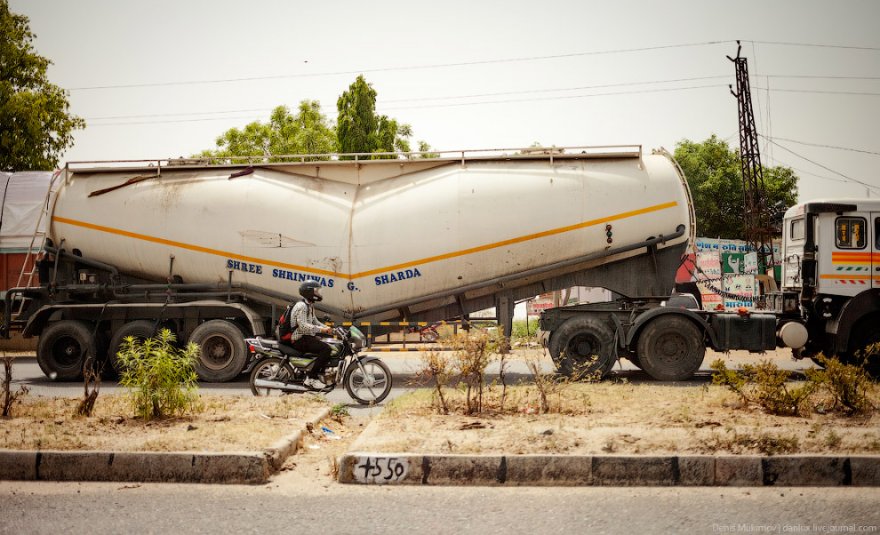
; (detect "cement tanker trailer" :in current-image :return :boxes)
[3,145,692,382]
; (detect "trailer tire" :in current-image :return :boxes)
[37,320,96,381]
[636,315,705,381]
[107,320,160,377]
[548,316,617,379]
[188,320,247,382]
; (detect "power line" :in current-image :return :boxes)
[382,84,727,111]
[763,74,880,81]
[766,138,880,193]
[85,84,728,126]
[383,75,730,103]
[758,134,880,157]
[85,75,732,122]
[65,40,880,93]
[82,76,879,124]
[68,41,731,92]
[780,164,850,184]
[754,87,880,97]
[748,40,880,51]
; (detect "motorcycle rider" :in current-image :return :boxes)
[290,280,334,390]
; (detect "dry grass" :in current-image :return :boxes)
[361,382,880,456]
[0,394,328,452]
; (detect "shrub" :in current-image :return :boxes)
[450,332,497,415]
[511,318,540,343]
[807,354,875,415]
[412,331,503,415]
[75,361,100,417]
[525,351,600,414]
[330,403,350,420]
[710,359,816,416]
[116,329,201,420]
[2,355,29,417]
[413,349,454,414]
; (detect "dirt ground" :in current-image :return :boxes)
[2,348,878,457]
[355,380,880,456]
[0,394,329,452]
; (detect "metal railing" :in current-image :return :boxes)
[62,144,643,172]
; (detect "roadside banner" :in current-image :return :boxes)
[722,252,745,274]
[696,252,722,280]
[723,274,756,309]
[744,252,758,274]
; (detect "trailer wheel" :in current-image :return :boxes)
[548,316,617,379]
[37,320,96,381]
[107,320,160,377]
[636,315,705,381]
[188,320,247,382]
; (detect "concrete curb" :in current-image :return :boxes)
[0,406,331,484]
[338,453,880,487]
[264,406,331,471]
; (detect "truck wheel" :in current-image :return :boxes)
[37,320,96,381]
[849,315,880,377]
[636,315,705,381]
[548,316,616,379]
[107,320,159,377]
[188,320,247,382]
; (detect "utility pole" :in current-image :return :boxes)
[728,41,775,274]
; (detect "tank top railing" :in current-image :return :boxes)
[62,145,643,171]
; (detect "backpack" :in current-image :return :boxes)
[276,304,296,342]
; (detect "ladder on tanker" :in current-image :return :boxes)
[9,169,63,320]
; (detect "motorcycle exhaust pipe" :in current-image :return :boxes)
[253,378,308,392]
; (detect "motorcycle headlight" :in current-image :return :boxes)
[348,326,366,350]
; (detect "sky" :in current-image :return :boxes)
[9,0,880,202]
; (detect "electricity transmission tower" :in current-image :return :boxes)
[728,41,774,272]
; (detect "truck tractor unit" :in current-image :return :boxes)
[540,199,880,380]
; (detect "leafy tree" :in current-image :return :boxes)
[0,1,84,171]
[336,75,412,159]
[199,100,335,162]
[199,77,424,161]
[674,135,798,239]
[417,140,440,159]
[270,100,337,156]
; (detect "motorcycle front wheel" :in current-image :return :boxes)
[249,357,292,397]
[343,358,392,405]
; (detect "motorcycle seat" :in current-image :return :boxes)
[277,343,305,358]
[255,337,306,358]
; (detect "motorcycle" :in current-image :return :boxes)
[407,322,440,342]
[246,326,392,405]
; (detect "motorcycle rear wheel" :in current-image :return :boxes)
[249,357,293,397]
[344,358,392,405]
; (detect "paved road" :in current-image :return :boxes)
[2,479,878,535]
[8,346,817,398]
[6,349,556,407]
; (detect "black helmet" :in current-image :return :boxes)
[299,280,323,302]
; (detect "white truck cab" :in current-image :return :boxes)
[781,200,880,361]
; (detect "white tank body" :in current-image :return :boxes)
[49,148,692,317]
